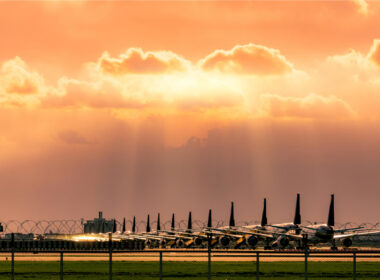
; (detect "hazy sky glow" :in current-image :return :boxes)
[1,1,380,224]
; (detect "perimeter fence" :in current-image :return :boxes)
[1,235,380,279]
[1,219,380,235]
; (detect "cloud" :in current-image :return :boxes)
[324,43,380,87]
[260,94,356,120]
[325,49,377,83]
[0,57,45,95]
[352,0,369,15]
[0,57,48,108]
[43,78,146,109]
[199,43,294,76]
[328,39,380,70]
[7,42,380,119]
[43,72,243,112]
[368,39,380,67]
[97,48,190,75]
[58,130,91,145]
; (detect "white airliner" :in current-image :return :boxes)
[274,194,380,249]
[210,194,380,250]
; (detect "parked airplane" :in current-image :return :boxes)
[211,196,301,249]
[154,212,206,248]
[210,193,375,250]
[277,194,380,249]
[108,193,380,250]
[208,201,274,249]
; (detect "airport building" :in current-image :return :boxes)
[83,212,115,233]
[4,233,34,240]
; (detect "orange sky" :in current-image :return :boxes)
[1,1,380,224]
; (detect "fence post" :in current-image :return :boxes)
[207,233,212,280]
[256,252,260,280]
[304,246,308,280]
[60,251,64,280]
[109,233,112,280]
[159,251,163,280]
[11,233,14,280]
[353,252,356,280]
[303,234,308,280]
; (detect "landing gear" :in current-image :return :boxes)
[330,240,338,250]
[264,238,272,250]
[295,240,304,250]
[302,233,309,250]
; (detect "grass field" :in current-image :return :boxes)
[0,261,379,279]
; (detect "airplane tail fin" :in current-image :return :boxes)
[207,209,212,228]
[132,216,136,233]
[157,213,161,231]
[187,212,192,231]
[112,219,117,233]
[229,202,235,227]
[122,217,126,233]
[293,193,301,225]
[261,198,268,227]
[146,214,151,233]
[328,194,335,227]
[171,213,175,231]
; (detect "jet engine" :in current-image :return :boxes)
[246,236,259,247]
[145,239,152,247]
[219,236,230,247]
[194,237,203,246]
[278,236,289,248]
[342,238,352,248]
[272,236,289,249]
[176,239,185,248]
[160,239,167,248]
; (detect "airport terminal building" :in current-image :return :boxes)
[83,212,115,233]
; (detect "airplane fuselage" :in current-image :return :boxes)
[300,224,334,244]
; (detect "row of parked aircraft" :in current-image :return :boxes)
[72,194,380,250]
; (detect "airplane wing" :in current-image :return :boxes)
[334,230,380,239]
[249,228,302,239]
[159,234,194,240]
[224,228,275,239]
[333,227,364,234]
[258,231,304,240]
[269,225,293,230]
[210,231,249,239]
[209,227,274,238]
[160,230,203,238]
[281,233,304,240]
